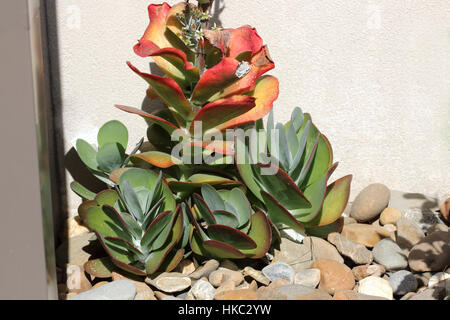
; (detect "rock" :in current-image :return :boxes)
[161,296,182,301]
[400,292,417,300]
[92,281,108,289]
[440,198,450,222]
[327,232,373,265]
[341,224,392,248]
[409,286,447,300]
[59,217,90,241]
[428,272,450,289]
[389,270,418,295]
[243,267,270,285]
[189,280,215,300]
[267,279,291,290]
[352,264,386,281]
[272,238,313,271]
[294,269,321,288]
[55,233,100,267]
[111,271,150,294]
[146,273,191,293]
[403,208,443,233]
[310,259,355,295]
[380,207,402,225]
[209,267,244,287]
[333,290,389,300]
[262,262,295,284]
[343,217,357,225]
[134,290,156,300]
[215,289,259,300]
[427,224,448,235]
[350,183,390,222]
[396,217,425,250]
[408,231,450,272]
[358,276,393,300]
[189,260,219,279]
[372,239,408,271]
[303,236,344,264]
[259,284,314,300]
[175,260,196,275]
[215,280,236,296]
[69,280,136,300]
[65,264,92,294]
[383,224,397,233]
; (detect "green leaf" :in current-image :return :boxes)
[261,191,306,235]
[193,194,216,225]
[201,184,225,211]
[70,181,96,200]
[213,210,240,229]
[76,139,99,171]
[98,120,129,150]
[85,206,131,241]
[141,211,173,248]
[240,210,272,259]
[203,240,246,259]
[97,143,126,172]
[207,225,257,250]
[120,181,144,222]
[305,218,344,239]
[104,236,143,257]
[228,188,252,227]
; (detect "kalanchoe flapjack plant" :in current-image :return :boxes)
[186,185,272,259]
[70,0,353,274]
[114,1,278,195]
[235,108,353,238]
[79,168,186,276]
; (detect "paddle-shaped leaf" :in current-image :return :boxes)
[207,224,257,250]
[97,120,128,150]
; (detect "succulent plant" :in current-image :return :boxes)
[236,108,353,238]
[71,120,144,199]
[186,184,272,259]
[114,1,279,195]
[79,168,186,276]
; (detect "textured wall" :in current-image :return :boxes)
[46,0,450,217]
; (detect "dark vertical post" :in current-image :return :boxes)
[0,0,58,299]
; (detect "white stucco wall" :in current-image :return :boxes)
[47,0,450,217]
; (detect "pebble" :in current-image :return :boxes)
[341,224,392,248]
[69,280,136,300]
[303,236,344,264]
[379,207,402,225]
[428,272,450,289]
[272,238,313,271]
[396,217,425,250]
[409,286,447,300]
[310,259,355,295]
[189,280,216,300]
[408,231,450,272]
[403,208,443,233]
[243,266,270,285]
[189,260,219,279]
[175,260,196,275]
[215,289,259,300]
[112,271,151,294]
[389,270,418,295]
[343,217,357,225]
[262,262,295,284]
[427,224,448,235]
[209,268,244,287]
[440,198,450,222]
[352,264,386,281]
[350,184,390,222]
[134,290,156,300]
[333,290,389,300]
[294,269,321,288]
[383,224,397,233]
[220,260,239,271]
[215,279,236,295]
[327,232,373,265]
[259,284,315,300]
[146,273,191,293]
[372,239,408,271]
[358,276,393,300]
